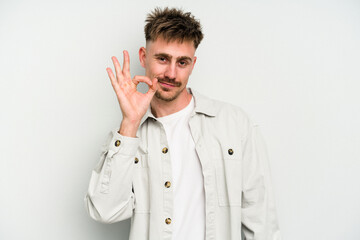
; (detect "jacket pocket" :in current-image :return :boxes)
[214,144,242,206]
[133,153,151,213]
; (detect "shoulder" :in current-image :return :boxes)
[191,88,253,124]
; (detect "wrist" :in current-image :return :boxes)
[119,118,141,137]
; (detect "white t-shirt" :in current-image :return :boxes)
[156,96,205,240]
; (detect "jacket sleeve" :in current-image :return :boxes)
[241,121,282,240]
[84,129,139,224]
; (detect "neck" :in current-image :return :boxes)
[150,88,192,118]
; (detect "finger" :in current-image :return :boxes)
[132,75,153,86]
[147,77,158,95]
[122,50,131,80]
[106,67,120,91]
[111,56,123,83]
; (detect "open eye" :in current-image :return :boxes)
[157,56,167,63]
[178,60,189,67]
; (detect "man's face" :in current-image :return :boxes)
[139,37,197,102]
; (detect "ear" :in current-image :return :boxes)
[139,47,146,68]
[191,56,197,71]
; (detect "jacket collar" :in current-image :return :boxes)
[139,87,216,126]
[189,88,217,117]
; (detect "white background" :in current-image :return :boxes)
[1,0,359,239]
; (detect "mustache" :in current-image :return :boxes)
[156,77,181,87]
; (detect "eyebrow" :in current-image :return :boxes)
[154,53,192,62]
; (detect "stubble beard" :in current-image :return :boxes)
[155,88,182,102]
[154,77,183,102]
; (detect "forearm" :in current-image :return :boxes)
[84,129,140,223]
[241,122,281,239]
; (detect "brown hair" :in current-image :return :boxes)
[144,7,204,49]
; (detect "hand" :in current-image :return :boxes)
[106,50,158,136]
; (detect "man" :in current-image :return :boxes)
[85,7,281,240]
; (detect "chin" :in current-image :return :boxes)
[155,91,178,102]
[155,87,185,102]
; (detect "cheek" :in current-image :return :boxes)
[148,63,167,75]
[179,68,193,79]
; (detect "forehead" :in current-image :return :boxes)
[146,37,196,57]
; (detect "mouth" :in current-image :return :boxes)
[159,81,175,88]
[157,78,179,88]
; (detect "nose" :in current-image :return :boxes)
[164,63,176,79]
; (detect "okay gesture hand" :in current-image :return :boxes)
[106,50,158,136]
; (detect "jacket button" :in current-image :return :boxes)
[114,140,121,147]
[162,147,168,154]
[165,218,172,224]
[164,181,171,188]
[134,157,139,164]
[228,148,234,155]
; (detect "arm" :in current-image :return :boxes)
[84,130,139,223]
[84,51,157,223]
[241,121,282,240]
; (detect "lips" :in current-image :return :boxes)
[156,77,181,88]
[159,81,175,88]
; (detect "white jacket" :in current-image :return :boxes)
[84,88,281,240]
